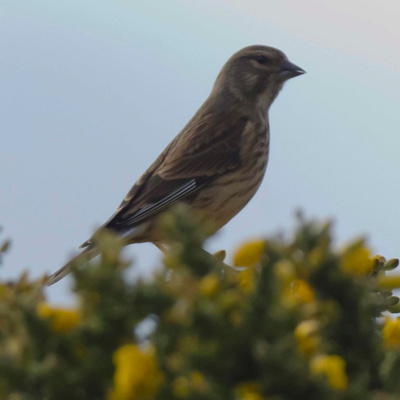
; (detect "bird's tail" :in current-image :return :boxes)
[46,246,100,286]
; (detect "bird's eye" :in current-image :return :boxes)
[255,55,269,65]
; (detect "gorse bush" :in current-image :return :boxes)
[1,206,400,400]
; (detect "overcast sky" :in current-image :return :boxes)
[1,0,400,304]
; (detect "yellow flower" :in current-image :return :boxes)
[218,290,241,309]
[383,317,400,349]
[379,275,400,289]
[294,320,319,355]
[109,344,163,400]
[340,246,372,275]
[172,371,207,398]
[173,376,190,398]
[234,240,266,267]
[199,273,220,297]
[238,268,256,293]
[310,354,348,390]
[237,381,264,400]
[37,302,80,332]
[292,280,315,303]
[241,394,264,400]
[274,260,296,285]
[189,370,205,388]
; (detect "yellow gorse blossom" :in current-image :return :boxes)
[292,279,315,303]
[109,344,163,400]
[189,370,205,388]
[172,375,190,398]
[294,320,319,355]
[37,302,81,332]
[383,317,400,349]
[340,246,372,275]
[238,268,256,293]
[237,381,265,400]
[172,370,207,398]
[274,260,296,285]
[233,240,265,267]
[199,273,220,297]
[241,393,264,400]
[379,275,400,289]
[310,354,348,390]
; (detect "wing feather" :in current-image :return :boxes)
[81,111,248,244]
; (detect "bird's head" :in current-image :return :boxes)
[213,45,305,107]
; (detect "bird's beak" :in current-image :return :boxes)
[280,60,306,80]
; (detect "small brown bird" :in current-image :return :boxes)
[47,45,305,285]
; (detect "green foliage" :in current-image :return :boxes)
[1,207,400,400]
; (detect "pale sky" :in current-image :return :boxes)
[1,1,400,304]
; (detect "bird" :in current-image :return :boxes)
[47,45,305,285]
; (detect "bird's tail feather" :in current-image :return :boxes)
[46,247,100,286]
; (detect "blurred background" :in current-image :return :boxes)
[1,0,399,304]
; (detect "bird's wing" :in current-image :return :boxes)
[81,113,248,245]
[156,113,247,178]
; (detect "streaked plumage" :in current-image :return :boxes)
[47,45,305,285]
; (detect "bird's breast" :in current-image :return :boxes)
[193,121,270,230]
